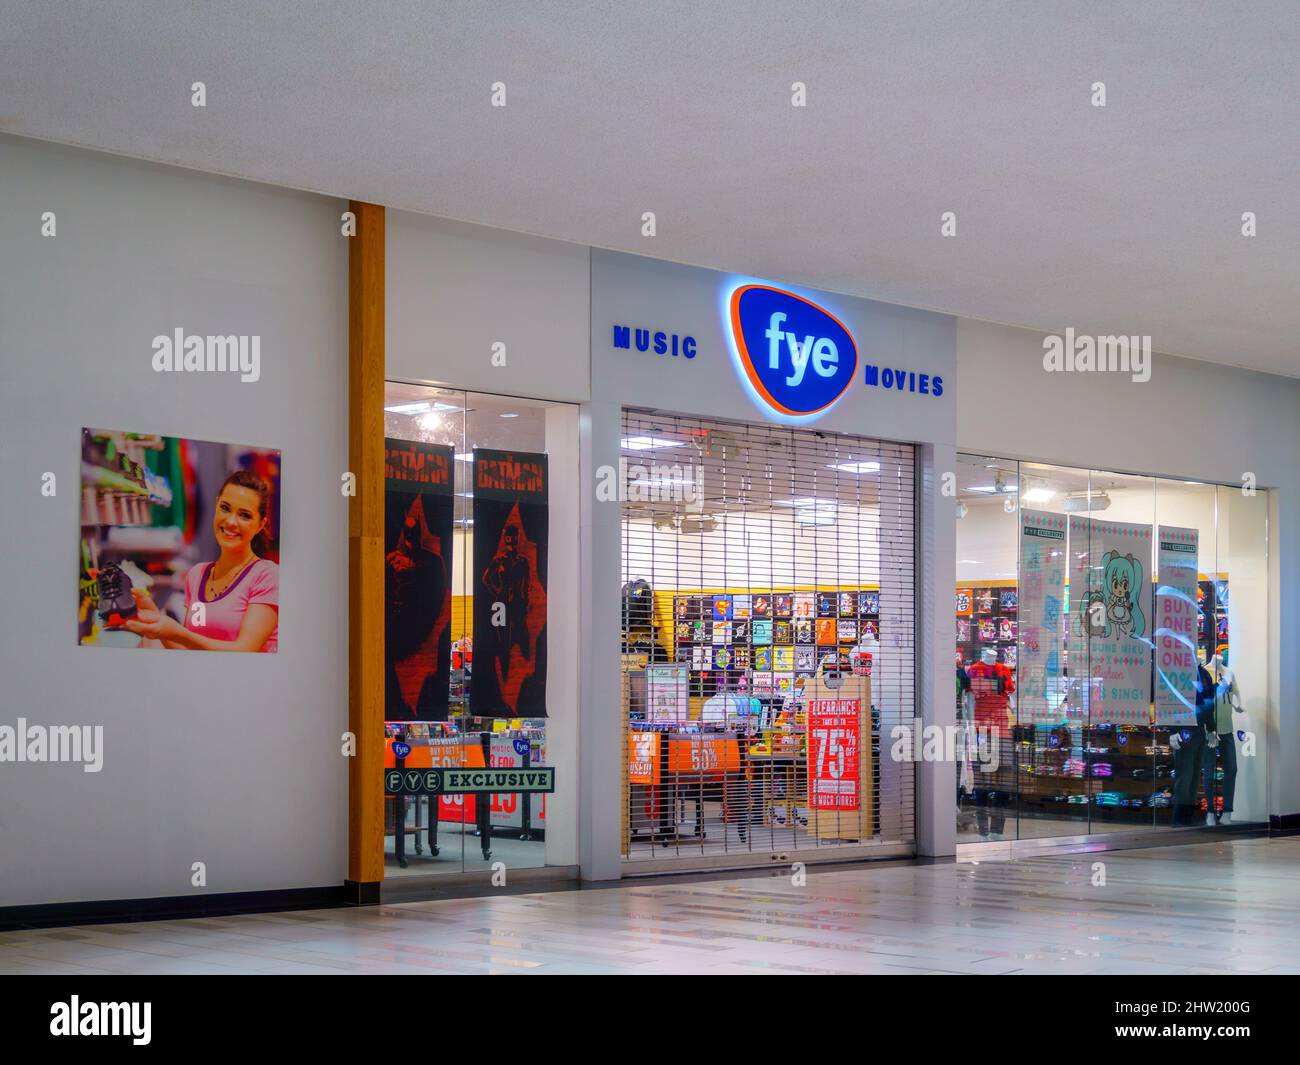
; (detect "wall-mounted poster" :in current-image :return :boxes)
[647,663,688,723]
[385,438,454,720]
[956,618,971,643]
[79,427,281,654]
[955,588,974,616]
[1067,517,1153,724]
[472,449,548,717]
[793,592,815,619]
[1154,526,1199,725]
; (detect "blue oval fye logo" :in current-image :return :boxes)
[729,285,858,416]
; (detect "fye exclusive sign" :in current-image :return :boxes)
[384,767,556,796]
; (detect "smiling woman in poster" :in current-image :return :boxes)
[126,470,279,653]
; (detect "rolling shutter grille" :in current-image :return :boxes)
[621,408,917,863]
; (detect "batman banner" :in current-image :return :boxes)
[472,449,548,718]
[384,438,454,720]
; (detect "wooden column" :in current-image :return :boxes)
[347,201,385,899]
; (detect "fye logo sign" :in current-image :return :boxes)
[729,285,856,417]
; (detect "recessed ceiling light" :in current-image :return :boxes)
[827,461,881,474]
[774,497,838,507]
[499,412,519,419]
[1023,488,1056,503]
[383,400,462,415]
[455,452,473,462]
[418,411,443,430]
[621,435,685,451]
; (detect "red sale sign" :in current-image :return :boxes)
[807,699,861,811]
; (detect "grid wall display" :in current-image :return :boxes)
[620,408,916,864]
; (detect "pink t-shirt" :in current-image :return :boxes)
[184,559,279,653]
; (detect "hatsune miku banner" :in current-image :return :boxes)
[1017,510,1067,724]
[1067,517,1153,724]
[1154,526,1199,725]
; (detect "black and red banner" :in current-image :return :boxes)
[384,438,454,721]
[472,448,548,718]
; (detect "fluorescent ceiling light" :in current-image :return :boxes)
[384,400,462,415]
[1023,488,1056,503]
[455,452,473,462]
[774,496,837,507]
[796,507,837,526]
[958,559,985,565]
[827,461,880,474]
[965,485,997,493]
[621,435,685,451]
[499,412,519,419]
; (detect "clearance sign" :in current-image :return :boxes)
[384,767,555,796]
[807,699,861,812]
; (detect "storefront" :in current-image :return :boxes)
[585,250,958,874]
[3,134,1296,921]
[953,456,1271,848]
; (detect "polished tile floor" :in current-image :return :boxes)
[2,837,1296,975]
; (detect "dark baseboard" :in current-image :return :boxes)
[0,884,349,933]
[344,879,382,905]
[1269,813,1300,837]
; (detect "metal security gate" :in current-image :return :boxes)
[620,409,916,868]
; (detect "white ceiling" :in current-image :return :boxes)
[2,1,1297,376]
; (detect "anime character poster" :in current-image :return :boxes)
[472,449,548,718]
[385,438,454,719]
[1067,517,1153,724]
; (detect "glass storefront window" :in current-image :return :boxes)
[955,454,1269,844]
[381,384,578,877]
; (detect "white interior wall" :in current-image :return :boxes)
[0,134,348,907]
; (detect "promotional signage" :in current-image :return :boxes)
[806,699,862,811]
[384,766,555,796]
[1154,526,1200,725]
[472,449,549,718]
[1067,518,1153,723]
[384,438,454,720]
[1018,510,1067,724]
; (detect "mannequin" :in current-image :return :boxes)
[1208,652,1243,825]
[1171,660,1217,826]
[956,658,976,829]
[966,646,1015,838]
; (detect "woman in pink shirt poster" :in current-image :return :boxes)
[125,469,279,653]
